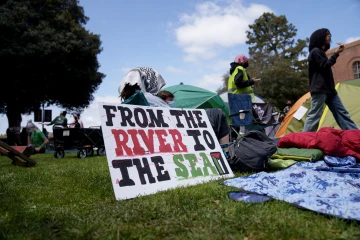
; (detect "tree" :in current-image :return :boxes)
[0,0,104,139]
[245,13,308,109]
[216,74,229,94]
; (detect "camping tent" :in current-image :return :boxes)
[163,85,230,115]
[219,92,265,104]
[275,78,360,137]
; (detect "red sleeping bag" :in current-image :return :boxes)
[278,127,360,160]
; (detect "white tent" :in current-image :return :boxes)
[219,92,265,104]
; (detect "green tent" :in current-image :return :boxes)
[320,78,360,129]
[163,84,230,116]
[275,78,360,137]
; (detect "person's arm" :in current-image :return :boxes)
[234,71,255,88]
[27,133,33,146]
[311,48,339,69]
[63,118,68,127]
[47,116,58,126]
[35,132,49,152]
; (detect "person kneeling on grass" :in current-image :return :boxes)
[26,120,48,154]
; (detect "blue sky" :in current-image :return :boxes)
[1,0,359,134]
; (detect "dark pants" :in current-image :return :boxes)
[30,147,46,154]
[303,93,358,132]
[205,108,229,140]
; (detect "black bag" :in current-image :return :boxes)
[228,130,277,172]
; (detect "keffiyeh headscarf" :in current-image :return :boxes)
[118,67,166,96]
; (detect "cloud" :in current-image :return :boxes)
[174,0,273,62]
[346,36,360,44]
[193,73,224,92]
[167,66,187,74]
[212,59,231,73]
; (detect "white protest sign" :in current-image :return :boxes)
[98,103,234,200]
[293,106,308,120]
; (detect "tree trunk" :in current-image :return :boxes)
[6,103,22,146]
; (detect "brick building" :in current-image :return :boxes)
[326,39,360,83]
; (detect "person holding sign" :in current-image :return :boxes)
[303,29,358,132]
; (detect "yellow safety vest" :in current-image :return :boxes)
[228,66,254,100]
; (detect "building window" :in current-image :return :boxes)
[354,61,360,79]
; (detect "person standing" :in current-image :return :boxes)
[228,54,260,137]
[303,28,358,132]
[228,54,259,101]
[70,113,84,128]
[42,111,68,129]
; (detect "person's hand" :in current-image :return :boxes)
[35,147,41,152]
[335,45,345,54]
[252,77,260,83]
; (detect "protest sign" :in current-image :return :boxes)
[98,103,234,200]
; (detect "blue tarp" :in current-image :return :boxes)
[223,159,360,221]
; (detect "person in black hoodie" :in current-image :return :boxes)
[303,28,358,132]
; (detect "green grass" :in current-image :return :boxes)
[1,153,360,240]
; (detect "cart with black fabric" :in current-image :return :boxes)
[53,127,105,159]
[228,93,280,142]
[81,126,106,157]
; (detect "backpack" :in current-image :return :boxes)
[228,130,277,172]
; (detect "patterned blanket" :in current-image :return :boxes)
[223,160,360,221]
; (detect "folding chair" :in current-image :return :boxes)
[228,93,280,141]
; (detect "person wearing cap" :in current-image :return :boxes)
[69,113,84,128]
[26,120,48,154]
[42,111,68,128]
[228,54,260,101]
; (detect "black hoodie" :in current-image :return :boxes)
[229,62,255,88]
[308,48,338,95]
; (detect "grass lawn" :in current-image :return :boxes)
[1,153,360,240]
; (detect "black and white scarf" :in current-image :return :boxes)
[118,67,166,96]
